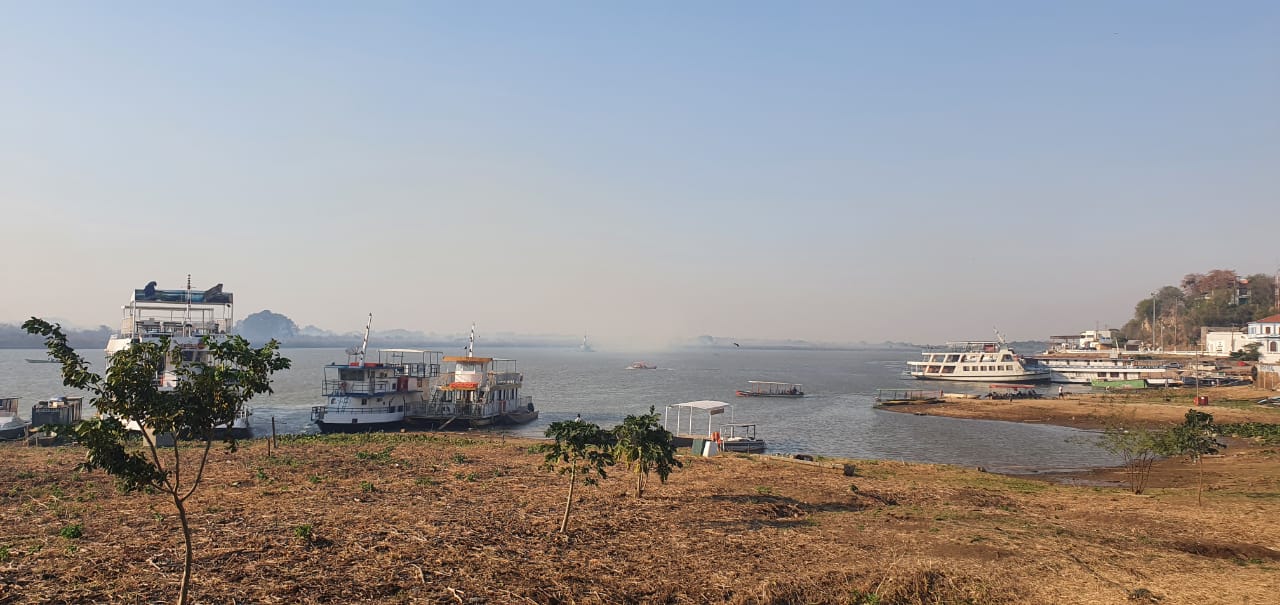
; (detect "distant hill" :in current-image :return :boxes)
[0,322,112,350]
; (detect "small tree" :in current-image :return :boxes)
[1162,408,1223,506]
[1097,420,1165,495]
[539,420,614,533]
[612,406,682,498]
[24,319,290,605]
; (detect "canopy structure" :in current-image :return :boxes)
[664,400,732,437]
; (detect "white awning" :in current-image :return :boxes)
[668,400,729,414]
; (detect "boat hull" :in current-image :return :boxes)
[735,391,804,398]
[0,423,31,440]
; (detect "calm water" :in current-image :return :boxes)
[1,347,1118,473]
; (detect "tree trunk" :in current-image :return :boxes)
[635,468,643,499]
[174,494,193,605]
[559,463,576,533]
[1196,456,1203,507]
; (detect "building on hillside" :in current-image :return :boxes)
[1203,330,1251,356]
[1047,329,1120,352]
[1246,314,1280,363]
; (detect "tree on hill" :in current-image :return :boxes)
[1122,270,1277,348]
[236,310,298,344]
[24,318,291,605]
[612,406,682,498]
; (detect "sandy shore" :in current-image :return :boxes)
[878,384,1280,430]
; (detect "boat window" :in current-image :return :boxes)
[339,368,365,381]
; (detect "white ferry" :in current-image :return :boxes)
[105,278,250,436]
[311,315,443,433]
[1025,355,1175,384]
[907,340,1050,382]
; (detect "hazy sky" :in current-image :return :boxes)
[2,2,1277,347]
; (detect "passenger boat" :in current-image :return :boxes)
[1025,354,1174,384]
[907,338,1050,382]
[104,277,251,435]
[719,423,767,453]
[407,325,537,428]
[311,315,443,433]
[735,381,804,398]
[0,397,31,440]
[627,361,657,370]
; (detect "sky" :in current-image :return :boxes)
[2,1,1278,348]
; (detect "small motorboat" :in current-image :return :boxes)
[719,423,766,453]
[627,361,657,370]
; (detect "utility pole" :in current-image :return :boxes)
[1151,292,1157,351]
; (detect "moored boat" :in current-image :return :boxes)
[311,315,443,433]
[0,397,31,440]
[735,381,804,398]
[406,325,537,428]
[1025,354,1175,384]
[30,396,85,428]
[907,337,1049,383]
[103,277,251,436]
[719,423,767,453]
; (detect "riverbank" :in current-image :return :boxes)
[3,432,1279,604]
[880,385,1280,430]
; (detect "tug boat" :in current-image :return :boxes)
[311,315,443,433]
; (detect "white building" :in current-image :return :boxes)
[1203,330,1251,356]
[1246,314,1280,363]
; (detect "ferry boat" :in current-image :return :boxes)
[907,339,1050,382]
[1025,355,1175,384]
[104,278,251,435]
[405,325,537,428]
[0,397,31,440]
[311,316,443,433]
[735,381,804,398]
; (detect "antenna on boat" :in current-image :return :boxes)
[993,327,1007,346]
[357,313,372,365]
[468,322,476,357]
[184,274,192,337]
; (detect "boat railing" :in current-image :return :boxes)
[408,395,531,418]
[323,378,400,396]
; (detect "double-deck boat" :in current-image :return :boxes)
[105,278,251,435]
[907,338,1050,382]
[1024,355,1175,384]
[409,326,537,428]
[0,397,31,440]
[735,381,804,398]
[311,315,443,433]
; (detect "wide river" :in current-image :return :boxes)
[2,346,1119,473]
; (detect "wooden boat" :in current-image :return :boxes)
[735,381,804,398]
[874,388,944,405]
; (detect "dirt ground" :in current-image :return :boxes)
[2,424,1279,604]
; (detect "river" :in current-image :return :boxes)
[2,346,1118,473]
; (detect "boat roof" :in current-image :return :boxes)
[380,348,443,354]
[443,356,494,363]
[132,287,233,305]
[748,381,801,386]
[668,400,730,412]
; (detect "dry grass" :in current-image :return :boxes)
[2,431,1279,604]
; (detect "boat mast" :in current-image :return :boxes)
[184,274,192,337]
[357,313,372,365]
[468,322,476,357]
